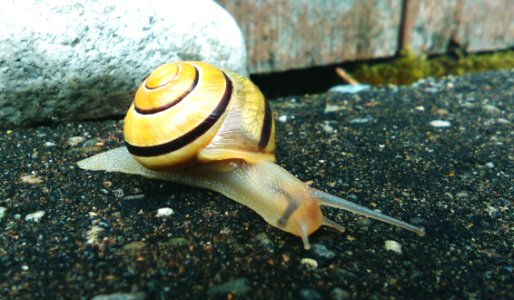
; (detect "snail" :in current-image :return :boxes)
[78,61,425,249]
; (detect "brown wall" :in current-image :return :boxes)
[216,0,514,73]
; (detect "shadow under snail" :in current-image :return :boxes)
[78,61,425,249]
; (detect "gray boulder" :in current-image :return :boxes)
[0,0,247,128]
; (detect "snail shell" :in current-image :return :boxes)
[79,61,425,249]
[124,61,276,170]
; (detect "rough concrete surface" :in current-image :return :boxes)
[0,70,512,299]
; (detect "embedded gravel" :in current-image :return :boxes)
[0,70,512,299]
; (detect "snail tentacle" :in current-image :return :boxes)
[312,190,426,237]
[322,217,346,233]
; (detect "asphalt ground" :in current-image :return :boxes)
[1,70,512,299]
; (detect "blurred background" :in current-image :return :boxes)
[215,0,514,96]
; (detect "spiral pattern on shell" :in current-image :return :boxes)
[123,61,276,170]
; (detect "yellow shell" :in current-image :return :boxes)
[123,61,276,170]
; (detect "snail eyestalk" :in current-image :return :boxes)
[312,190,426,237]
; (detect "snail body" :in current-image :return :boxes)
[78,61,425,249]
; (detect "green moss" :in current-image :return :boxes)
[351,48,514,85]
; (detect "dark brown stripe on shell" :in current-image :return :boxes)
[126,72,233,157]
[135,67,199,115]
[258,99,272,148]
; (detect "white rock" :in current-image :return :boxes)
[300,258,318,269]
[429,120,451,128]
[67,136,86,147]
[156,207,175,217]
[0,207,6,221]
[86,225,104,244]
[321,121,335,133]
[0,0,247,127]
[384,240,402,254]
[328,84,370,93]
[25,210,45,222]
[349,117,372,124]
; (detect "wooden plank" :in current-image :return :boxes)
[402,0,514,54]
[217,0,514,73]
[453,0,514,52]
[217,0,402,73]
[400,0,460,53]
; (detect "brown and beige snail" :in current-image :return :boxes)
[78,61,425,249]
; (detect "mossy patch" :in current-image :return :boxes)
[351,48,514,85]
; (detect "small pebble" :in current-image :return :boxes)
[253,232,274,250]
[122,194,145,201]
[328,84,369,94]
[20,174,43,184]
[44,141,56,147]
[86,225,104,244]
[384,240,402,254]
[278,115,288,122]
[321,121,335,133]
[0,207,6,221]
[102,180,113,189]
[330,287,351,300]
[299,288,323,300]
[25,210,45,222]
[435,108,449,115]
[300,258,318,269]
[482,104,501,115]
[113,188,125,198]
[156,207,175,217]
[67,136,86,146]
[460,101,475,108]
[455,191,470,201]
[311,244,336,260]
[496,118,510,124]
[429,120,451,128]
[414,105,425,111]
[349,117,372,124]
[485,205,499,217]
[324,104,346,113]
